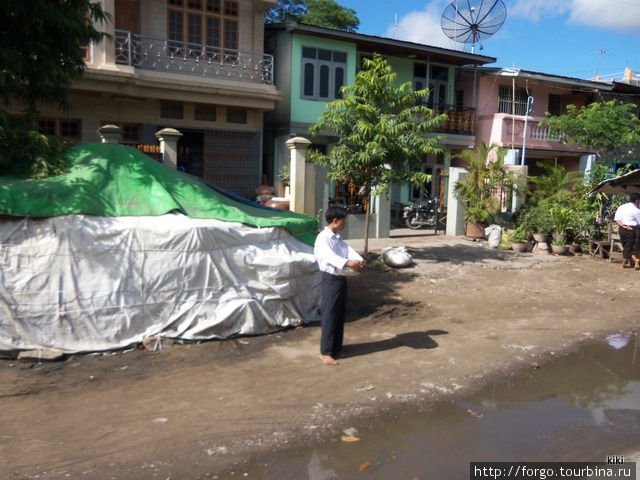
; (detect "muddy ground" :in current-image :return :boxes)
[2,234,640,480]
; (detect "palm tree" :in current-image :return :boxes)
[454,143,520,230]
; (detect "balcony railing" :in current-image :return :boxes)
[114,29,274,85]
[530,124,564,142]
[416,104,476,136]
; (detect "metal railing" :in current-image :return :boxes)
[114,29,274,85]
[530,124,564,141]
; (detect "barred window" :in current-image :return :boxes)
[498,86,529,116]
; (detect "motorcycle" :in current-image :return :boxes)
[402,197,438,229]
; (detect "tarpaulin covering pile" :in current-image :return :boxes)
[0,144,320,353]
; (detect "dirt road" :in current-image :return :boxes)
[2,235,639,479]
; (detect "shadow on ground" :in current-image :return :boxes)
[408,244,521,265]
[343,330,448,358]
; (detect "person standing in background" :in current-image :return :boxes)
[614,193,640,269]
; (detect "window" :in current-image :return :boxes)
[498,86,529,116]
[547,94,562,117]
[301,47,347,101]
[38,118,82,141]
[161,101,184,119]
[195,104,217,121]
[167,0,238,58]
[226,107,247,124]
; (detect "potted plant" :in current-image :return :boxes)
[509,224,531,252]
[521,204,553,252]
[549,204,573,255]
[454,143,519,239]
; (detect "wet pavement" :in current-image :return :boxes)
[221,333,640,479]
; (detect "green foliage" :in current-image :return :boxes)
[0,0,108,178]
[0,0,110,119]
[453,143,520,225]
[309,54,444,196]
[308,54,444,251]
[540,101,640,164]
[265,0,307,23]
[549,203,574,244]
[0,115,69,178]
[265,0,359,31]
[301,0,359,31]
[509,224,531,243]
[529,162,582,204]
[521,204,553,235]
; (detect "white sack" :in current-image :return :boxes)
[382,246,412,268]
[484,224,502,249]
[0,214,321,353]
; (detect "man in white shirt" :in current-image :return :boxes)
[614,193,640,269]
[314,206,365,365]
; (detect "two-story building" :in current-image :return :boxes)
[12,0,281,199]
[264,22,495,235]
[468,67,613,176]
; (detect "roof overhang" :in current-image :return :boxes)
[267,23,496,66]
[478,67,614,91]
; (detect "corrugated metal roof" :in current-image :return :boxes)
[266,22,496,66]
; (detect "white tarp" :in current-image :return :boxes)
[0,214,321,353]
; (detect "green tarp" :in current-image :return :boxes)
[0,143,317,244]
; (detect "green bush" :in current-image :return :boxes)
[0,115,68,178]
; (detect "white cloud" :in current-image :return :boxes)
[511,0,640,31]
[383,1,461,49]
[510,0,571,22]
[567,0,640,31]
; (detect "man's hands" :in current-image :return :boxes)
[346,260,366,272]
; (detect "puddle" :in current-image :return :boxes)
[223,332,640,479]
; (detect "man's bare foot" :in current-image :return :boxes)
[622,260,629,269]
[319,354,338,365]
[635,259,640,270]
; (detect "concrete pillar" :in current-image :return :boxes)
[509,165,528,212]
[98,124,123,144]
[285,137,312,214]
[446,167,468,236]
[374,193,391,238]
[155,128,183,169]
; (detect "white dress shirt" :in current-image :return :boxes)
[314,226,363,275]
[614,202,640,227]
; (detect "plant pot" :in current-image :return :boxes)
[551,244,569,255]
[511,242,527,253]
[532,233,549,243]
[466,222,485,239]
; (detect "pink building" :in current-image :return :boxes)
[464,68,613,176]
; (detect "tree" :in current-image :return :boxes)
[0,0,109,178]
[264,0,307,24]
[540,100,640,165]
[265,0,360,31]
[301,0,359,31]
[309,54,445,253]
[453,143,519,226]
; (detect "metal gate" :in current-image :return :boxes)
[203,130,261,199]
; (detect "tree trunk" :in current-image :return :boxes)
[363,192,371,254]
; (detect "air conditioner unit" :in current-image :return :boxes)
[504,149,520,165]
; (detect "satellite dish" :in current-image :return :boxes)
[441,0,507,52]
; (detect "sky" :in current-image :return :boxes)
[338,0,640,81]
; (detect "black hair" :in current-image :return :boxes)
[630,193,640,204]
[325,205,347,224]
